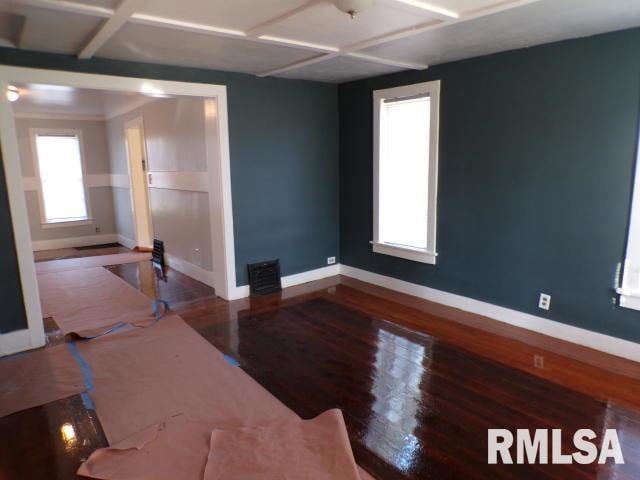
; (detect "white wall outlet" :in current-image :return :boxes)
[533,354,545,369]
[327,256,336,265]
[538,293,551,310]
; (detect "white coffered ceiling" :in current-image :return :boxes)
[0,0,638,83]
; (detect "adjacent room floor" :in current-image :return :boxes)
[2,245,640,479]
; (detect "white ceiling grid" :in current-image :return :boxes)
[0,0,638,82]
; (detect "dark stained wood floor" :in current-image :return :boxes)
[3,248,640,479]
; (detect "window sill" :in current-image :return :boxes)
[371,242,437,265]
[616,288,640,311]
[41,218,93,229]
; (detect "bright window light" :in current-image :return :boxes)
[373,81,440,264]
[34,133,89,224]
[379,95,431,249]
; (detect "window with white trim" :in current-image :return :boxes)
[32,130,91,226]
[618,129,640,310]
[372,80,440,264]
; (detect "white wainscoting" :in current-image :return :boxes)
[23,174,130,191]
[118,234,215,288]
[165,253,215,288]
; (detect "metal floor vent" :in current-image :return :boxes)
[152,239,165,268]
[248,260,282,295]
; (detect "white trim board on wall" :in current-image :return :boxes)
[118,235,216,288]
[165,253,215,288]
[0,329,32,356]
[24,174,132,191]
[148,171,209,192]
[339,264,640,364]
[232,264,341,299]
[32,233,119,251]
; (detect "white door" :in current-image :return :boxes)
[124,117,153,249]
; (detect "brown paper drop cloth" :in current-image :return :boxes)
[37,267,156,337]
[36,252,151,275]
[0,344,85,418]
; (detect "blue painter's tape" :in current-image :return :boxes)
[223,354,240,367]
[80,392,95,410]
[67,342,95,392]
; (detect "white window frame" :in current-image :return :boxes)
[618,125,640,310]
[372,80,440,265]
[30,128,93,228]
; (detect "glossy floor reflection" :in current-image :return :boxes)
[199,298,640,479]
[0,394,108,479]
[4,256,640,479]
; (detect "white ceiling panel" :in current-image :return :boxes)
[361,0,640,67]
[137,0,307,31]
[265,1,436,49]
[1,4,103,54]
[277,55,404,83]
[11,83,153,117]
[98,22,315,74]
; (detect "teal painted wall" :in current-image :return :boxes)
[339,28,640,343]
[0,149,27,333]
[0,49,339,333]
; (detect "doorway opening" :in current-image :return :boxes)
[124,117,153,251]
[0,67,239,355]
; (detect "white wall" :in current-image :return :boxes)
[16,117,117,243]
[106,97,213,272]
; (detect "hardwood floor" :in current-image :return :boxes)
[33,243,130,262]
[3,253,640,479]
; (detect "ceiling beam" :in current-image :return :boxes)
[258,0,543,77]
[245,0,322,38]
[16,0,543,80]
[348,52,428,70]
[17,0,112,18]
[130,13,246,39]
[388,0,458,20]
[77,0,148,59]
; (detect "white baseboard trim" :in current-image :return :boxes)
[116,234,137,250]
[231,264,341,299]
[340,264,640,363]
[32,233,119,251]
[0,329,40,357]
[165,253,215,289]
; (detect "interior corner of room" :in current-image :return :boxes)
[1,0,640,479]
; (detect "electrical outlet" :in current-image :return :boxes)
[538,293,551,310]
[327,256,336,265]
[95,227,101,234]
[533,355,544,369]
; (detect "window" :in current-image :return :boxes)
[31,130,91,226]
[618,126,640,310]
[372,80,440,264]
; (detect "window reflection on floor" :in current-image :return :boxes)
[364,328,431,474]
